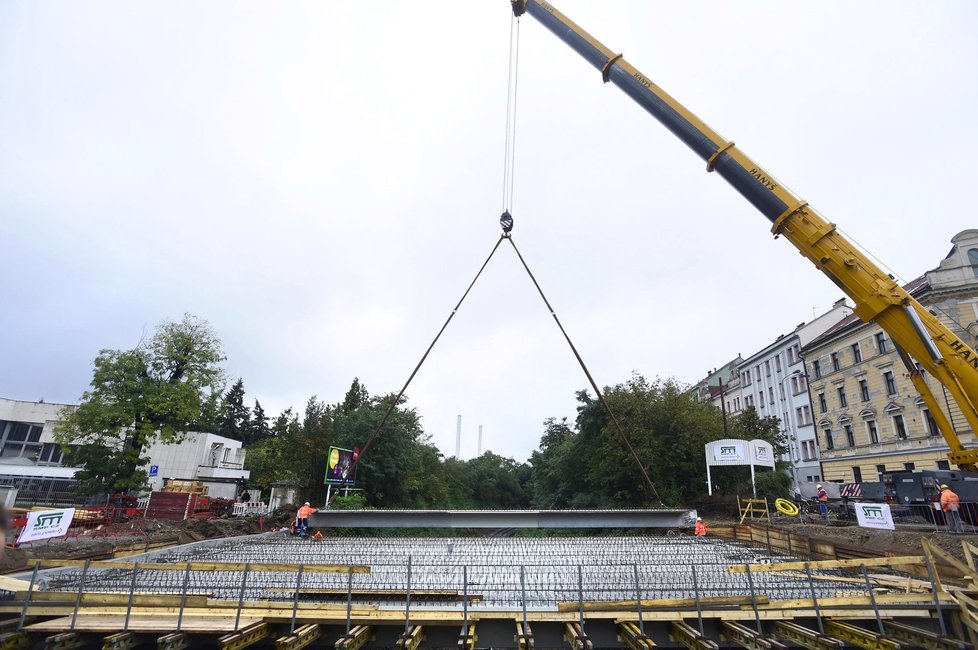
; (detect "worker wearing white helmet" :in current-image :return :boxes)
[694,516,707,537]
[815,484,829,521]
[296,501,318,537]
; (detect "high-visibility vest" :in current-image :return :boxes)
[817,489,828,502]
[297,505,316,518]
[941,489,960,512]
[694,521,707,536]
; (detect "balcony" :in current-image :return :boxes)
[196,462,249,480]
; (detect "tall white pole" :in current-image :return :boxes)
[477,425,483,457]
[455,415,462,459]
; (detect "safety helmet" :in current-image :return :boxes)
[696,517,702,521]
[304,501,310,505]
[940,484,949,490]
[816,484,822,489]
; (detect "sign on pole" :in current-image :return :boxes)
[324,446,358,485]
[853,502,895,530]
[704,439,777,496]
[16,508,76,545]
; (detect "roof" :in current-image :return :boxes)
[803,276,928,351]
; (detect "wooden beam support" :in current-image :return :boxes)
[218,621,269,650]
[882,620,969,650]
[617,621,655,650]
[0,631,33,650]
[275,623,320,650]
[563,622,592,650]
[394,625,424,650]
[720,621,788,649]
[336,625,372,650]
[770,621,844,650]
[669,621,718,650]
[456,623,476,650]
[824,620,904,650]
[102,631,137,650]
[729,556,926,574]
[43,632,85,650]
[157,632,190,650]
[515,621,534,650]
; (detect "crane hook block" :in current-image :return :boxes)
[500,211,514,234]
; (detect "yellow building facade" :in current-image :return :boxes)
[801,230,978,483]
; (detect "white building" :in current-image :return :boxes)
[0,396,249,504]
[690,356,745,420]
[143,433,248,499]
[738,299,853,492]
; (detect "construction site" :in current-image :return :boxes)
[3,0,978,647]
[4,510,978,649]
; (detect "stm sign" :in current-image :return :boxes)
[16,508,76,545]
[854,503,894,530]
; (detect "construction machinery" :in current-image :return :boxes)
[512,0,978,470]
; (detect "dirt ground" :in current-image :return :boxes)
[0,505,299,574]
[3,503,972,574]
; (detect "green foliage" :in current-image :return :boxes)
[217,378,250,442]
[56,314,225,494]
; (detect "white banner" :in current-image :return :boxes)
[16,508,75,544]
[749,440,776,468]
[853,502,895,530]
[706,439,747,465]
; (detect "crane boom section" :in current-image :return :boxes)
[515,0,978,468]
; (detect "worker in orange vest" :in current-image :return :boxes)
[296,501,317,537]
[816,484,829,521]
[694,517,708,537]
[940,484,964,533]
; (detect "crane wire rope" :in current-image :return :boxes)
[501,12,521,212]
[504,236,662,505]
[356,236,507,462]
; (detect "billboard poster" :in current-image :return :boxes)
[325,446,358,485]
[710,440,746,464]
[853,502,895,530]
[16,508,76,544]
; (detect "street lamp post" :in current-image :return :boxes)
[779,370,804,497]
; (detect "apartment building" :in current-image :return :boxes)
[802,230,978,482]
[737,299,853,490]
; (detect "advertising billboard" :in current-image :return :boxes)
[324,446,358,485]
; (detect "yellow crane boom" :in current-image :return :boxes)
[513,0,978,469]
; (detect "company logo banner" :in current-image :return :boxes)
[853,502,894,530]
[16,508,76,544]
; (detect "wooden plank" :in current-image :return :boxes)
[824,620,904,649]
[720,620,788,650]
[557,595,769,612]
[33,560,369,574]
[264,587,482,602]
[728,556,925,574]
[16,592,209,608]
[882,620,969,650]
[669,620,718,649]
[217,622,269,650]
[275,623,319,650]
[770,621,844,649]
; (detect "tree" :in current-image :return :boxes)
[250,400,271,443]
[217,378,250,442]
[56,314,225,494]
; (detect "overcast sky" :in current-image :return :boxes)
[2,1,977,463]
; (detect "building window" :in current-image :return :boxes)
[859,380,870,402]
[791,374,807,394]
[765,360,771,377]
[853,467,862,482]
[845,425,855,447]
[851,342,862,363]
[893,414,908,440]
[937,460,950,470]
[831,352,840,372]
[759,392,765,408]
[802,440,818,461]
[796,405,811,426]
[876,464,886,480]
[923,409,940,437]
[824,428,834,450]
[904,462,915,471]
[743,371,751,386]
[813,360,821,379]
[755,366,761,381]
[876,332,888,353]
[837,386,848,408]
[788,345,800,364]
[775,355,782,372]
[969,249,978,276]
[866,420,879,444]
[883,371,897,396]
[769,387,775,404]
[818,392,827,413]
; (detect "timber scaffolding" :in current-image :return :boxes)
[3,525,978,649]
